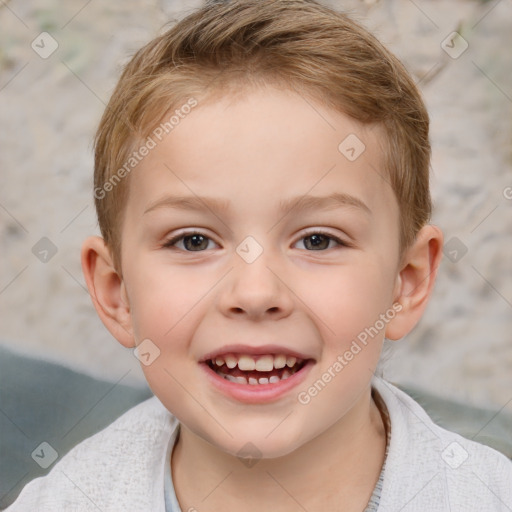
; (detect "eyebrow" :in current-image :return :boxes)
[143,192,371,216]
[144,195,231,215]
[279,192,371,216]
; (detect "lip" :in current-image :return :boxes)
[200,358,315,404]
[199,343,314,362]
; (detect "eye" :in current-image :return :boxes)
[163,231,218,252]
[294,230,349,251]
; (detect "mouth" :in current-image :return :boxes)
[206,353,308,385]
[200,350,315,403]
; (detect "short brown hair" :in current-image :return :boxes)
[94,0,431,270]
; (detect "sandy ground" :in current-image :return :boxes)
[0,0,511,414]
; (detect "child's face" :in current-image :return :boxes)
[118,86,402,457]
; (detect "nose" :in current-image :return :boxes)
[216,248,294,321]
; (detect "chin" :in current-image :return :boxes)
[212,429,305,461]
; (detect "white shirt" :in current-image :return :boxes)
[6,378,512,511]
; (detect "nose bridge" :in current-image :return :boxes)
[217,237,293,319]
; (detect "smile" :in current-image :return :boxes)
[206,353,306,385]
[201,352,315,403]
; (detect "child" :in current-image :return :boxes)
[7,0,512,510]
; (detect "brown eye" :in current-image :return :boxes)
[182,234,210,251]
[295,230,348,251]
[303,233,331,250]
[163,232,216,251]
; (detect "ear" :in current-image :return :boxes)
[385,225,443,341]
[81,236,135,348]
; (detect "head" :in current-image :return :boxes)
[82,0,443,458]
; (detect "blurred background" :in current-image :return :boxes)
[0,0,511,413]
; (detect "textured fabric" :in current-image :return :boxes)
[0,345,153,509]
[4,395,176,512]
[6,379,512,511]
[162,400,391,512]
[164,424,182,512]
[375,378,512,511]
[362,386,392,512]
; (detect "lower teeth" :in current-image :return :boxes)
[218,370,292,385]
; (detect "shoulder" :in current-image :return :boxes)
[5,395,177,512]
[373,378,512,511]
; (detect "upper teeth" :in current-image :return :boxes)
[212,354,299,372]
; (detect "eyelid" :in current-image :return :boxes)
[162,229,219,250]
[296,228,351,248]
[162,227,351,251]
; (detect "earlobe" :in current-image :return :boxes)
[81,236,135,348]
[385,225,443,341]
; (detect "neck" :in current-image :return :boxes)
[171,389,387,512]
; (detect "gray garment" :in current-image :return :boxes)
[10,379,511,510]
[164,423,182,512]
[164,387,392,511]
[364,386,391,511]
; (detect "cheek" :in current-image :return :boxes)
[299,258,397,345]
[126,261,205,342]
[124,259,207,375]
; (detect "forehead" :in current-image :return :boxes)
[125,86,397,227]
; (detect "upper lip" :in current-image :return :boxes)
[199,344,315,362]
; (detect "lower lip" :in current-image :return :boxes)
[200,360,315,404]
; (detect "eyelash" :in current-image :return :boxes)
[162,229,350,252]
